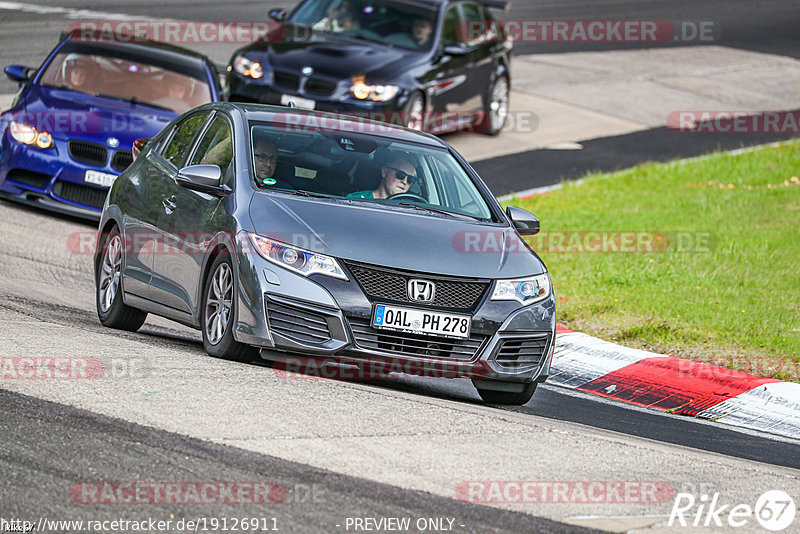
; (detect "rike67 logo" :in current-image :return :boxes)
[669,490,796,531]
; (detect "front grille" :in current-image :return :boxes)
[6,169,51,189]
[494,335,550,369]
[345,261,489,311]
[266,297,333,344]
[110,150,133,172]
[273,71,300,92]
[304,77,337,97]
[348,317,486,361]
[52,181,107,209]
[68,140,108,167]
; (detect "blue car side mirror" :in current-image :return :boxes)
[4,65,35,83]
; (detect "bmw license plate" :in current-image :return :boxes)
[372,304,471,339]
[84,170,118,188]
[281,94,315,110]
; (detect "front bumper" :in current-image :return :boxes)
[232,240,556,384]
[0,129,131,220]
[227,74,412,118]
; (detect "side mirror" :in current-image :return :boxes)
[442,44,469,57]
[506,206,540,235]
[4,65,34,83]
[176,164,231,196]
[268,8,287,21]
[132,138,150,160]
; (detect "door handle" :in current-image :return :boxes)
[162,195,177,213]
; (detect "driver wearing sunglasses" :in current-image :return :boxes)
[347,153,418,200]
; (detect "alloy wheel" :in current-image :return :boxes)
[98,234,122,313]
[490,77,509,132]
[205,262,233,345]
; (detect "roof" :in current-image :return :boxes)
[227,103,448,148]
[64,29,211,67]
[389,0,509,8]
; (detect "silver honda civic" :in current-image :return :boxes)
[94,102,555,405]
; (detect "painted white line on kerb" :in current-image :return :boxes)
[0,2,145,21]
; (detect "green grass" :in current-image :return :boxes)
[505,141,800,381]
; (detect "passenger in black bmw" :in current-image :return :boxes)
[313,0,361,33]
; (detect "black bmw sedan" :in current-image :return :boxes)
[95,103,554,405]
[226,0,512,135]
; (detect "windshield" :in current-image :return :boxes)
[290,0,438,50]
[249,121,494,220]
[39,49,212,114]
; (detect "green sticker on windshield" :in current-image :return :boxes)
[262,178,277,186]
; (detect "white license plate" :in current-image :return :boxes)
[281,94,316,110]
[372,304,471,339]
[84,170,118,188]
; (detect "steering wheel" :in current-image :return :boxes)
[386,192,427,203]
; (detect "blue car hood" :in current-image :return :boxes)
[248,193,546,279]
[17,85,175,147]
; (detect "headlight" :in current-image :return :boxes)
[232,55,264,79]
[491,274,551,305]
[9,121,52,148]
[351,80,400,102]
[248,233,347,280]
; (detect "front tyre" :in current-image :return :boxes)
[96,227,147,331]
[202,253,258,362]
[403,92,426,131]
[473,381,537,405]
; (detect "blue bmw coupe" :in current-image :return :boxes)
[0,31,224,220]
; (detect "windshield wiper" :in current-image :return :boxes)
[288,189,339,199]
[396,202,478,220]
[93,93,172,112]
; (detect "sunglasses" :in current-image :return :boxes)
[255,154,278,165]
[389,167,418,184]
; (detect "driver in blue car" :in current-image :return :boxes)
[347,153,417,199]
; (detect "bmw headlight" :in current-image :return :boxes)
[351,79,399,102]
[248,233,347,280]
[232,55,264,79]
[491,274,551,305]
[9,121,52,148]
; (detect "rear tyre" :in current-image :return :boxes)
[96,227,147,331]
[474,381,537,405]
[201,253,258,362]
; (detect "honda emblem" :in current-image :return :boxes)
[407,279,435,302]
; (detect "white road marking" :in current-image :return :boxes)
[0,1,146,20]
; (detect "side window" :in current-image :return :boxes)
[460,3,485,44]
[162,113,208,168]
[442,5,460,44]
[189,116,234,178]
